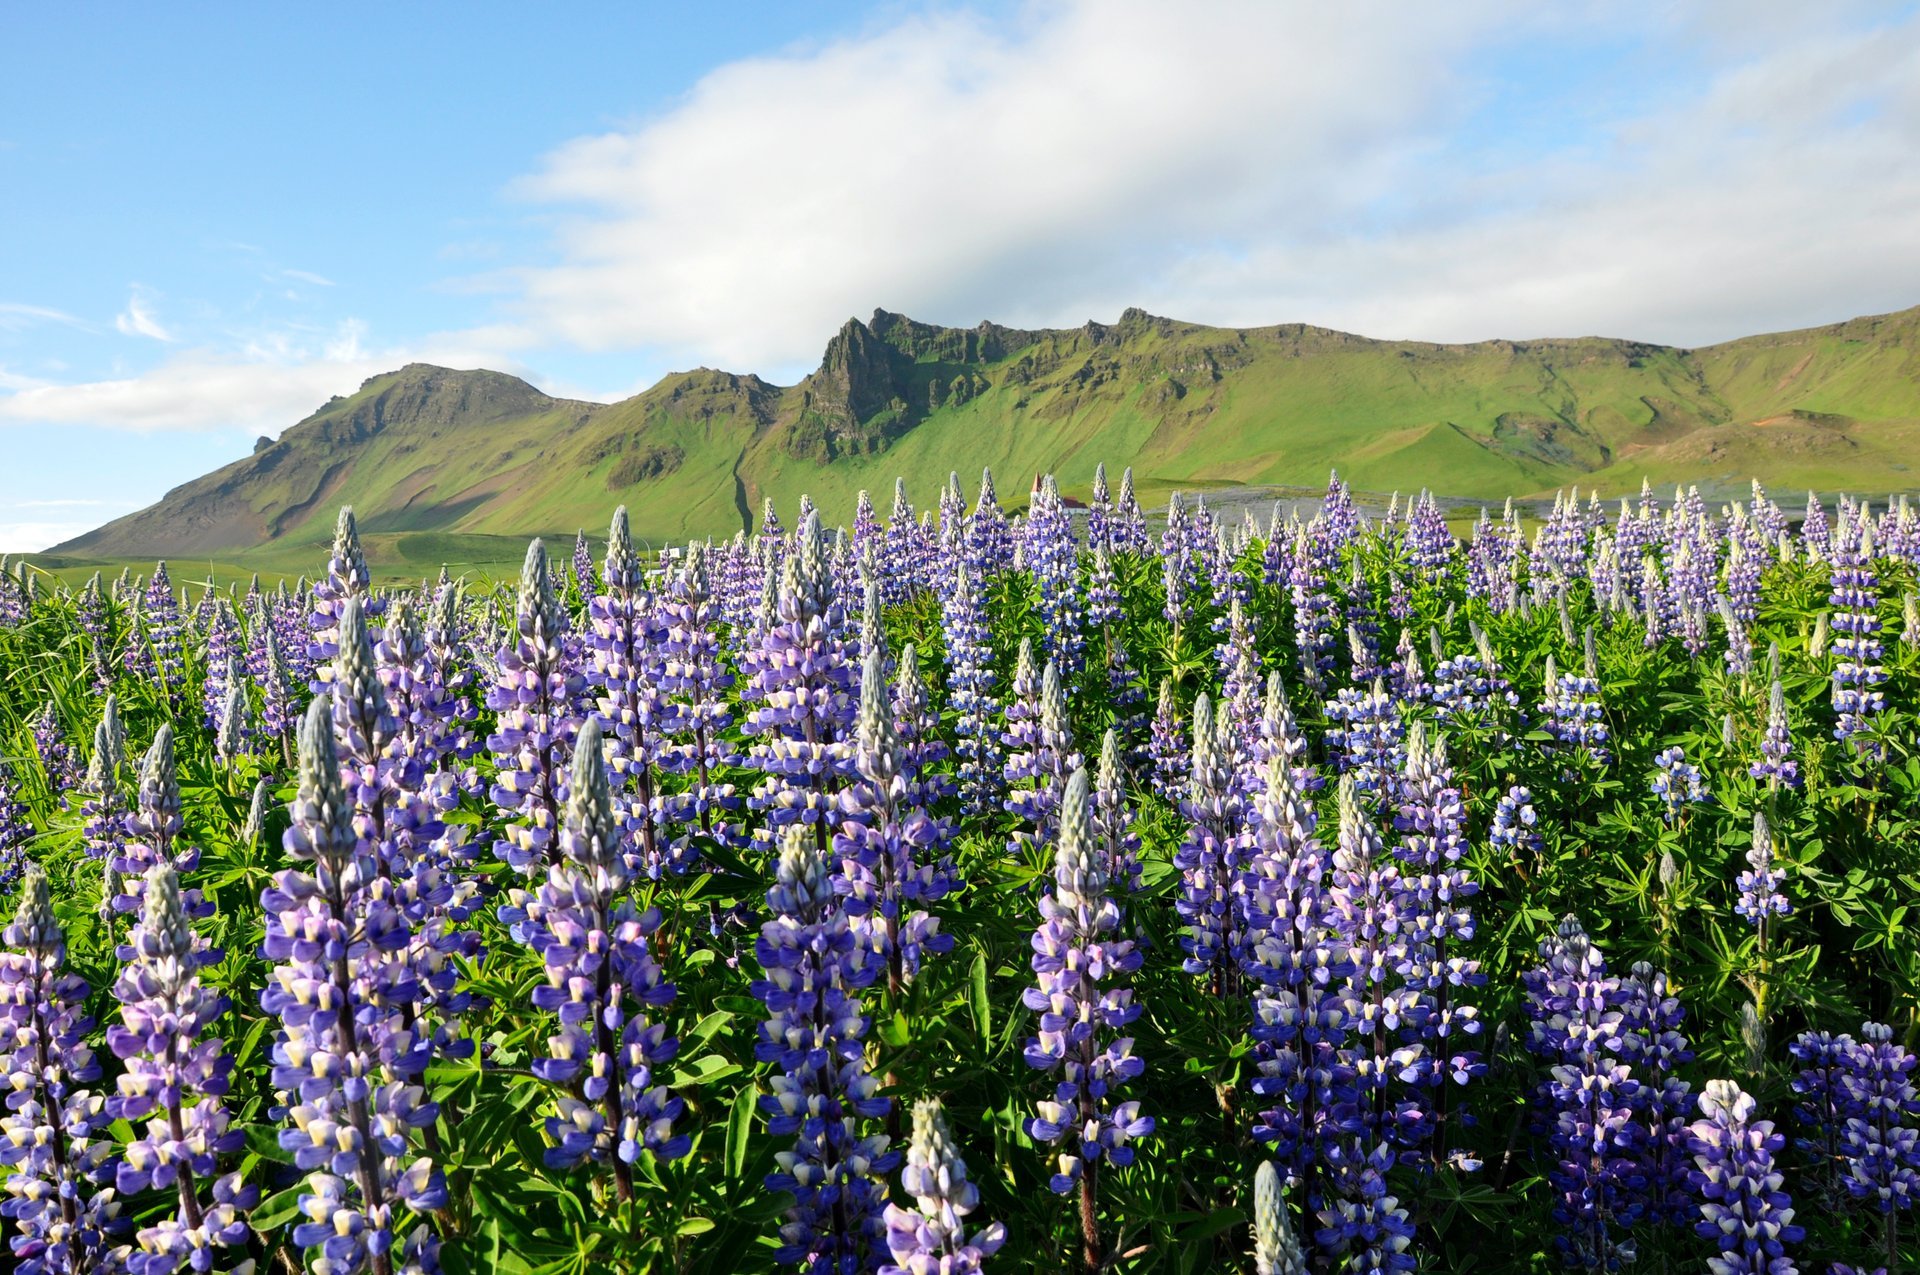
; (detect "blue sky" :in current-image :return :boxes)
[4,1,1918,550]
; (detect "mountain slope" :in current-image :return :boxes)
[55,303,1920,560]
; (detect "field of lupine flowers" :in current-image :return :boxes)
[0,466,1917,1275]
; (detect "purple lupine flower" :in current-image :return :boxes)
[335,595,480,1063]
[1802,492,1832,562]
[572,529,597,606]
[0,763,31,897]
[1005,654,1082,858]
[1023,765,1151,1273]
[253,596,298,759]
[1790,1029,1861,1208]
[1652,746,1707,824]
[0,560,26,627]
[588,508,679,877]
[880,1097,1005,1275]
[1160,493,1196,633]
[963,468,1012,584]
[1091,729,1143,903]
[1341,562,1379,680]
[852,487,881,575]
[754,824,896,1271]
[836,647,956,993]
[0,868,125,1273]
[1220,598,1263,736]
[655,544,745,848]
[113,726,208,923]
[881,478,921,606]
[1313,1137,1414,1274]
[1618,961,1698,1231]
[743,510,857,850]
[108,863,257,1272]
[1405,491,1452,579]
[80,699,130,905]
[1536,488,1590,583]
[1105,627,1149,764]
[1113,466,1149,557]
[1837,1024,1920,1221]
[1466,505,1522,613]
[1388,626,1426,707]
[941,561,1002,818]
[1147,680,1188,804]
[202,597,241,730]
[1241,685,1306,825]
[1323,678,1402,796]
[1726,516,1767,626]
[1027,474,1085,679]
[1542,630,1610,763]
[1086,462,1115,556]
[1523,917,1646,1270]
[934,472,966,597]
[1245,746,1349,1185]
[1749,673,1800,790]
[1428,640,1514,731]
[887,644,952,826]
[267,698,446,1275]
[489,539,584,875]
[1174,695,1248,990]
[1686,1079,1804,1275]
[378,593,479,793]
[143,561,186,698]
[1287,523,1338,691]
[1490,785,1541,858]
[32,701,76,807]
[78,572,113,693]
[308,507,382,693]
[511,718,686,1196]
[1829,518,1887,757]
[1315,779,1419,1272]
[1086,544,1121,634]
[1392,725,1485,1155]
[1737,810,1792,933]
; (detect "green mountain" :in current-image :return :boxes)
[53,303,1920,565]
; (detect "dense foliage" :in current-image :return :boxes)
[0,470,1917,1275]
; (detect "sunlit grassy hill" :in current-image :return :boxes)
[47,302,1920,578]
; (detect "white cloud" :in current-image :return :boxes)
[281,268,336,287]
[0,302,85,333]
[114,287,175,342]
[490,0,1920,363]
[0,521,105,554]
[500,0,1512,371]
[0,320,561,434]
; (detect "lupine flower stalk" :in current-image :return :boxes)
[1252,1160,1307,1275]
[266,698,446,1275]
[753,825,896,1272]
[108,864,257,1272]
[488,539,584,876]
[879,1098,1005,1275]
[511,719,686,1198]
[1686,1079,1804,1275]
[836,647,955,994]
[0,867,124,1274]
[1023,767,1150,1273]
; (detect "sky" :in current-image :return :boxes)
[3,0,1919,551]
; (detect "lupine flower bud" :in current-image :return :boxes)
[1253,1160,1306,1275]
